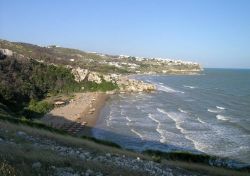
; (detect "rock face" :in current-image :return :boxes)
[71,67,89,82]
[87,72,102,84]
[116,76,156,92]
[0,48,13,59]
[71,67,156,92]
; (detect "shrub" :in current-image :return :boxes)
[26,99,54,118]
[81,80,118,92]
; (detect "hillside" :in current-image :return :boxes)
[0,39,202,75]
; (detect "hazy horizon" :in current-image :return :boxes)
[1,0,250,68]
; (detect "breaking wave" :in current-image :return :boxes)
[131,129,144,140]
[216,115,229,121]
[183,85,197,89]
[216,106,226,110]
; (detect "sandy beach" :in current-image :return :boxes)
[41,92,109,136]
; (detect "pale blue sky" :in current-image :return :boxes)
[0,0,250,68]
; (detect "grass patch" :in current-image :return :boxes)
[0,115,122,149]
[0,115,66,135]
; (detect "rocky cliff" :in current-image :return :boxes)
[71,67,156,93]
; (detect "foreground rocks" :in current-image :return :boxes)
[0,127,205,176]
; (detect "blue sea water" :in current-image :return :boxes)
[93,69,250,166]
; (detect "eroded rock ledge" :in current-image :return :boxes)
[71,67,156,93]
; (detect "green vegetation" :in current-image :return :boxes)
[0,56,118,119]
[0,57,79,115]
[24,99,54,118]
[143,149,250,171]
[0,115,67,135]
[0,40,202,76]
[0,114,120,150]
[82,79,119,92]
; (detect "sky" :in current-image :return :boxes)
[0,0,250,68]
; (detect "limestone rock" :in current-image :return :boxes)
[87,72,102,84]
[0,48,13,59]
[116,77,156,92]
[71,67,88,82]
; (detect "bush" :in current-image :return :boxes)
[26,99,54,118]
[82,80,118,92]
[0,57,79,117]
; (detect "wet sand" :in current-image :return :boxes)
[41,92,109,136]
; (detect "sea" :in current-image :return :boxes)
[92,68,250,167]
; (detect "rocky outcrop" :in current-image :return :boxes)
[71,67,89,82]
[87,72,102,84]
[0,127,200,176]
[116,76,156,92]
[71,67,156,92]
[0,48,13,60]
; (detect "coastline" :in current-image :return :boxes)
[41,92,109,136]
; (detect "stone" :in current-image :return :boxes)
[86,169,93,175]
[96,172,103,176]
[105,153,111,157]
[72,67,89,82]
[79,154,86,160]
[0,49,13,58]
[87,72,102,84]
[16,131,26,136]
[32,162,42,169]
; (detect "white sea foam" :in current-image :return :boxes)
[157,108,168,115]
[197,117,206,124]
[208,106,225,113]
[216,115,229,121]
[131,129,144,140]
[106,119,111,127]
[207,108,221,113]
[157,127,167,143]
[183,85,196,89]
[159,82,164,85]
[156,84,184,94]
[165,113,208,152]
[148,113,160,123]
[108,115,113,121]
[178,108,188,113]
[125,116,132,122]
[121,110,125,116]
[148,114,166,143]
[158,109,204,151]
[216,106,226,110]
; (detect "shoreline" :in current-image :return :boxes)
[41,92,109,136]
